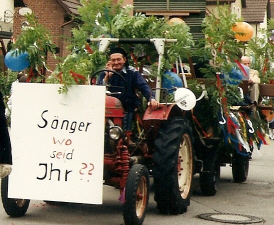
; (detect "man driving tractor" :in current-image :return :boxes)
[97,47,159,145]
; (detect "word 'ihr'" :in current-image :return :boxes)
[37,163,72,181]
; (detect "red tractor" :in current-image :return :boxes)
[2,37,263,225]
[1,37,260,225]
[88,38,259,223]
[88,38,195,225]
[1,38,195,225]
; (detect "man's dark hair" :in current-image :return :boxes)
[109,47,127,57]
[109,47,129,68]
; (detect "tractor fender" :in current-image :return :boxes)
[142,104,182,121]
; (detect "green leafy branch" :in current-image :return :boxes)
[246,18,274,83]
[11,13,57,82]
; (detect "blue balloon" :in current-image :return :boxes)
[222,68,242,85]
[222,63,250,85]
[162,71,183,93]
[4,50,30,71]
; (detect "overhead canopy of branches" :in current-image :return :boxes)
[47,0,194,93]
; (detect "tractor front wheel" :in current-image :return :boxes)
[123,164,149,225]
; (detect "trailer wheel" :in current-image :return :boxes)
[153,117,194,215]
[123,164,149,225]
[200,158,220,196]
[1,176,30,217]
[232,153,249,183]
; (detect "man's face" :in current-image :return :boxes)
[110,53,126,72]
[241,58,251,67]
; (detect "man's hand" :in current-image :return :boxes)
[0,164,12,178]
[106,61,114,71]
[149,99,160,110]
[104,61,114,83]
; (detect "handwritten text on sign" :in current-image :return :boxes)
[8,83,106,204]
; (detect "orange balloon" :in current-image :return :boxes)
[232,22,254,42]
[169,17,184,25]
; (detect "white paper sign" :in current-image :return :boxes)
[8,83,106,204]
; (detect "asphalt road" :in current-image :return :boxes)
[1,141,274,225]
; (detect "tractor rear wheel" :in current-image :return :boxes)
[123,164,149,225]
[153,117,194,214]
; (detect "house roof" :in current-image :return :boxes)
[206,0,236,4]
[56,0,81,15]
[242,0,268,23]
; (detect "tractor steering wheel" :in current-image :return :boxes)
[90,69,127,98]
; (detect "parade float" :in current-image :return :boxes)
[1,2,271,225]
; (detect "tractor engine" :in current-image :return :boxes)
[104,95,128,186]
[104,95,124,153]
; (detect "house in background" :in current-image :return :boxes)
[11,0,82,71]
[0,0,16,34]
[241,0,270,37]
[133,0,207,41]
[271,0,274,14]
[133,0,270,41]
[0,0,28,73]
[11,0,133,71]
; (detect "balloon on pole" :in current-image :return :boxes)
[162,71,183,93]
[168,17,184,26]
[4,50,30,71]
[232,22,254,42]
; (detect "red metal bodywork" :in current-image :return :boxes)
[142,104,177,120]
[104,96,129,191]
[105,95,124,126]
[103,96,183,191]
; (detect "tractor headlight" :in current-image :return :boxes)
[109,126,123,140]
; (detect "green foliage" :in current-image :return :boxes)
[47,50,107,93]
[193,5,247,100]
[78,0,123,34]
[0,70,17,96]
[11,13,57,81]
[48,2,194,93]
[246,19,274,83]
[194,5,245,75]
[110,6,194,65]
[188,5,249,134]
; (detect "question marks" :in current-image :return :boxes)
[79,163,95,182]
